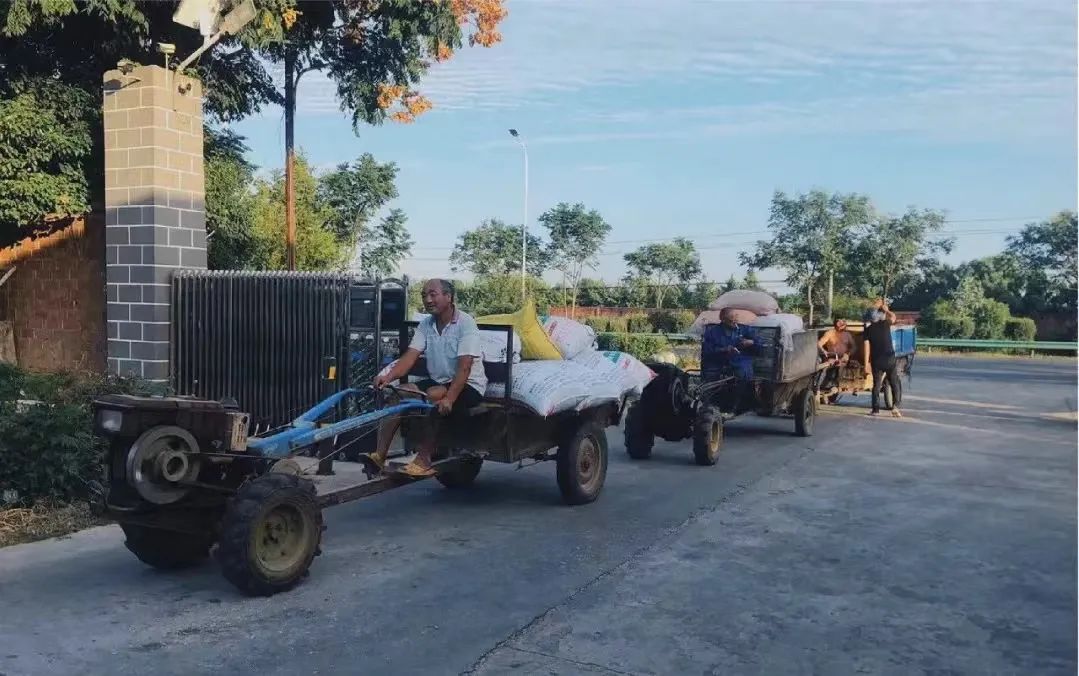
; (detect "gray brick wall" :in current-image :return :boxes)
[103,65,206,382]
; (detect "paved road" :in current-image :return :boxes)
[0,356,1075,675]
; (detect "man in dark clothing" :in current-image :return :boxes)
[863,300,902,417]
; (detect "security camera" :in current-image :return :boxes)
[157,42,176,56]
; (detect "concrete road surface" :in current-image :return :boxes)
[0,356,1075,675]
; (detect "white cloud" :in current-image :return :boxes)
[277,0,1075,148]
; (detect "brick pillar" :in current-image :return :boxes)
[103,65,206,381]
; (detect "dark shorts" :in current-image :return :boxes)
[414,380,484,415]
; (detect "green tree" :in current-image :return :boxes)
[892,258,959,310]
[844,207,950,299]
[576,278,615,307]
[742,270,761,290]
[1007,211,1077,309]
[249,155,346,271]
[450,219,550,277]
[0,78,93,242]
[353,208,413,279]
[456,274,552,316]
[0,1,280,238]
[683,280,719,309]
[318,154,399,244]
[740,190,870,325]
[539,202,611,317]
[0,1,505,239]
[205,127,258,270]
[623,238,702,309]
[720,275,738,293]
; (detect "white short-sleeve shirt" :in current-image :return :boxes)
[408,309,487,396]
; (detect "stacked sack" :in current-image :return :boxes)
[385,301,655,417]
[688,289,780,336]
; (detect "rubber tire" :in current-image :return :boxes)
[436,457,483,489]
[556,421,609,506]
[692,406,723,466]
[217,473,323,597]
[122,523,213,570]
[794,388,816,437]
[623,400,654,460]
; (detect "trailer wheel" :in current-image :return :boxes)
[217,473,323,596]
[623,400,654,460]
[121,524,213,570]
[557,421,608,505]
[692,405,723,466]
[794,388,816,437]
[436,457,483,489]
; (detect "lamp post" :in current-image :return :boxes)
[508,129,528,300]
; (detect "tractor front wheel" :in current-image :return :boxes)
[217,473,323,596]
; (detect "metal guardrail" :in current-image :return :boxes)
[597,331,1077,353]
[919,338,1078,352]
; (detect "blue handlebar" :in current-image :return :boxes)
[246,388,434,459]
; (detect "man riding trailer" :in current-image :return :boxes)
[364,279,485,477]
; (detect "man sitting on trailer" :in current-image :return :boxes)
[817,318,855,390]
[366,279,487,477]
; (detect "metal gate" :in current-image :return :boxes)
[171,271,408,433]
[171,271,350,432]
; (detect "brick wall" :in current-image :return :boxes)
[0,216,107,373]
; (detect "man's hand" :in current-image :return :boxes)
[739,338,754,348]
[437,395,455,416]
[373,373,392,389]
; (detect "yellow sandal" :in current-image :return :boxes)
[396,460,435,478]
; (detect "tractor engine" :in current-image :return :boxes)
[92,395,250,509]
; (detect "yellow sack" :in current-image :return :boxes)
[477,299,562,361]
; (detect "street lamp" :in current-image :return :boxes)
[508,129,528,300]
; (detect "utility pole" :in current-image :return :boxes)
[284,48,297,271]
[509,129,528,300]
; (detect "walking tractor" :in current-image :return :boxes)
[91,324,618,596]
[624,321,825,464]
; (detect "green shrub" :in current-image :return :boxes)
[929,315,975,339]
[1004,317,1037,342]
[971,299,1010,340]
[605,316,628,333]
[582,316,610,333]
[597,334,669,361]
[624,313,653,334]
[648,309,696,333]
[0,364,160,506]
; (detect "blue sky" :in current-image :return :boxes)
[229,0,1078,290]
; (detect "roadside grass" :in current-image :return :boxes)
[0,502,106,548]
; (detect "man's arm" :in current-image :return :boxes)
[443,355,476,409]
[882,304,897,323]
[382,348,422,382]
[375,324,426,386]
[818,329,834,350]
